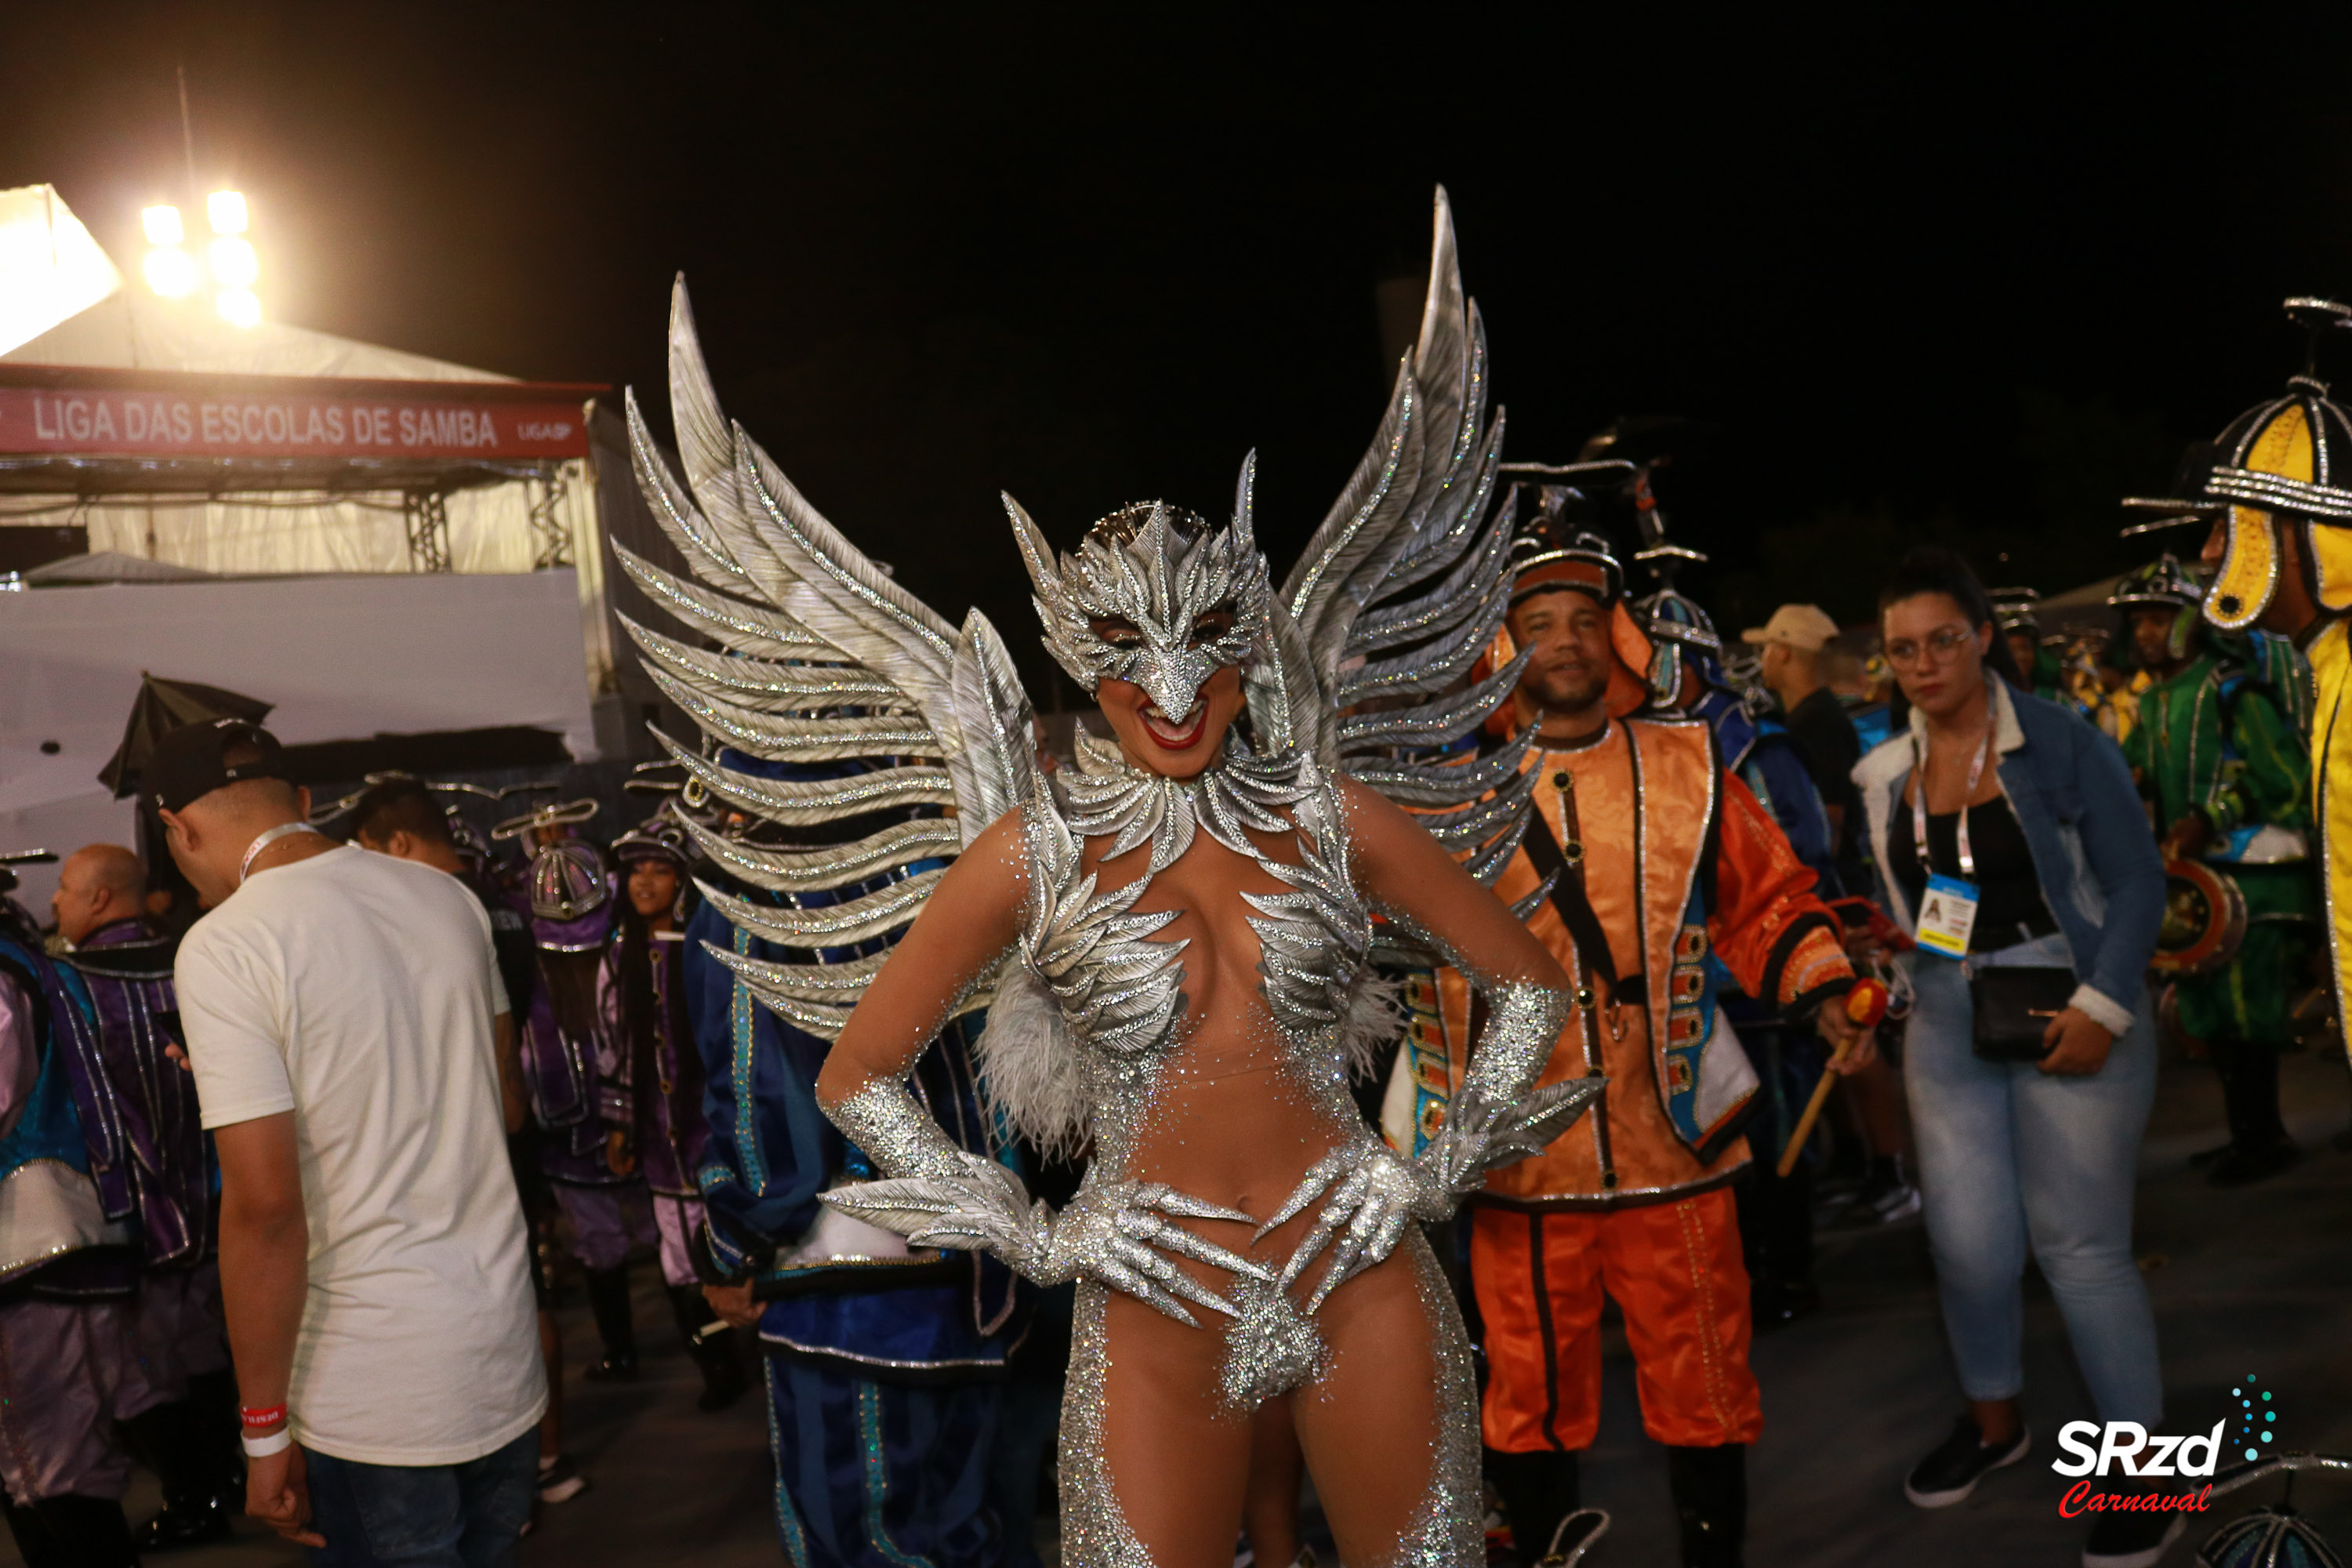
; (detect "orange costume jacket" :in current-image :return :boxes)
[1402,714,1853,1208]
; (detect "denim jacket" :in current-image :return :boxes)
[1853,676,2163,1035]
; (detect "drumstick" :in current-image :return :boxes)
[1775,979,1890,1180]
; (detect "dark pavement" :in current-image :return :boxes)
[13,1045,2350,1568]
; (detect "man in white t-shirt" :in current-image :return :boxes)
[153,719,544,1563]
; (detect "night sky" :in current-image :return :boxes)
[10,4,2352,670]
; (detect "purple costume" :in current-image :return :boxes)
[497,841,648,1269]
[58,921,234,1425]
[51,921,208,1269]
[594,815,746,1408]
[598,924,711,1287]
[0,931,152,1523]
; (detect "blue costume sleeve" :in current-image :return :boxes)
[1741,730,1844,900]
[2064,711,2169,1021]
[684,898,839,1283]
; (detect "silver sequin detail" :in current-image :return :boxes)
[1007,497,1272,721]
[1217,1277,1327,1411]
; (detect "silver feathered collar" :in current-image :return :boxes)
[1054,732,1319,873]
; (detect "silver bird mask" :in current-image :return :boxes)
[1004,492,1273,724]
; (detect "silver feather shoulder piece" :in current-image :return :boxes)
[1268,187,1533,887]
[623,278,1043,1040]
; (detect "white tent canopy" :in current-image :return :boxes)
[0,184,612,691]
[0,185,123,359]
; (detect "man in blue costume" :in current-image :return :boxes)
[1639,587,1857,1326]
[690,748,1028,1568]
[49,844,245,1551]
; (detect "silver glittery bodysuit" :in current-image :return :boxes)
[1029,740,1366,1390]
[621,189,1588,1568]
[989,736,1563,1568]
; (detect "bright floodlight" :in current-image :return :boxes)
[143,246,199,298]
[207,190,249,235]
[209,237,258,288]
[216,288,261,328]
[142,205,184,246]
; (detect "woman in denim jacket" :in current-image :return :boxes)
[1853,550,2170,1568]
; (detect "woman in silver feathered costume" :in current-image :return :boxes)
[620,190,1589,1568]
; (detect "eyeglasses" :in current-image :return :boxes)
[1884,627,1976,667]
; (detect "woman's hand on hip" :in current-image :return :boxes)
[2038,1007,2114,1076]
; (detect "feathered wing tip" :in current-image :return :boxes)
[947,608,1042,841]
[622,279,1051,1028]
[1232,448,1257,552]
[972,964,1092,1163]
[667,277,736,510]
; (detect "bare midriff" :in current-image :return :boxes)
[1078,824,1361,1280]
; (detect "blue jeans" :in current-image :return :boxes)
[1904,933,2164,1427]
[303,1429,538,1568]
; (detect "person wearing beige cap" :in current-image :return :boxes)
[1743,606,1863,880]
[1740,607,1923,1232]
[1740,602,1842,655]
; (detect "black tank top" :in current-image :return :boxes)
[1888,793,2057,953]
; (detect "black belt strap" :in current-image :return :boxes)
[1522,804,1642,1007]
[1523,773,1625,1189]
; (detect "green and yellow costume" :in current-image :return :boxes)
[2197,301,2352,1069]
[2122,633,2319,1047]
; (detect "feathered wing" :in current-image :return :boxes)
[1271,186,1536,897]
[619,276,1041,1041]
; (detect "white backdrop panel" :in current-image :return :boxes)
[0,570,596,909]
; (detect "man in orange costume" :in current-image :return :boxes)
[1427,513,1867,1566]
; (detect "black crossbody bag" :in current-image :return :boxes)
[1968,967,2076,1061]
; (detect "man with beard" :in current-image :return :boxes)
[1432,508,1867,1567]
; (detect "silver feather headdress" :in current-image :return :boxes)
[1005,490,1273,720]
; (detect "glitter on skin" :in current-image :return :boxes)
[820,735,1577,1563]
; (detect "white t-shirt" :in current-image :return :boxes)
[178,844,545,1465]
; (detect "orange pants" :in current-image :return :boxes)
[1471,1189,1762,1452]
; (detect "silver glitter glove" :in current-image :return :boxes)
[1258,978,1590,1310]
[818,1079,1272,1327]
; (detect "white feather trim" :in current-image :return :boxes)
[1338,971,1406,1082]
[975,964,1092,1163]
[975,965,1406,1162]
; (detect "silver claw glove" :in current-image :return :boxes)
[1260,978,1588,1310]
[818,1080,1272,1327]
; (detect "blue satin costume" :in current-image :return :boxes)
[686,750,1026,1568]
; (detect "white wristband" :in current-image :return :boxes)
[241,1427,293,1457]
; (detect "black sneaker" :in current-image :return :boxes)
[1903,1415,2031,1508]
[2209,1139,2299,1188]
[2082,1510,2185,1567]
[135,1492,234,1552]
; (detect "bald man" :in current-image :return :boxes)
[52,844,245,1549]
[52,845,144,948]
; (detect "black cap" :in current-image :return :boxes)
[146,719,289,814]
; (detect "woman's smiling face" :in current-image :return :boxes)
[1090,606,1247,779]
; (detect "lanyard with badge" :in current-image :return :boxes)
[1911,724,1991,959]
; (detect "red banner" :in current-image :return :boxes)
[0,386,589,461]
